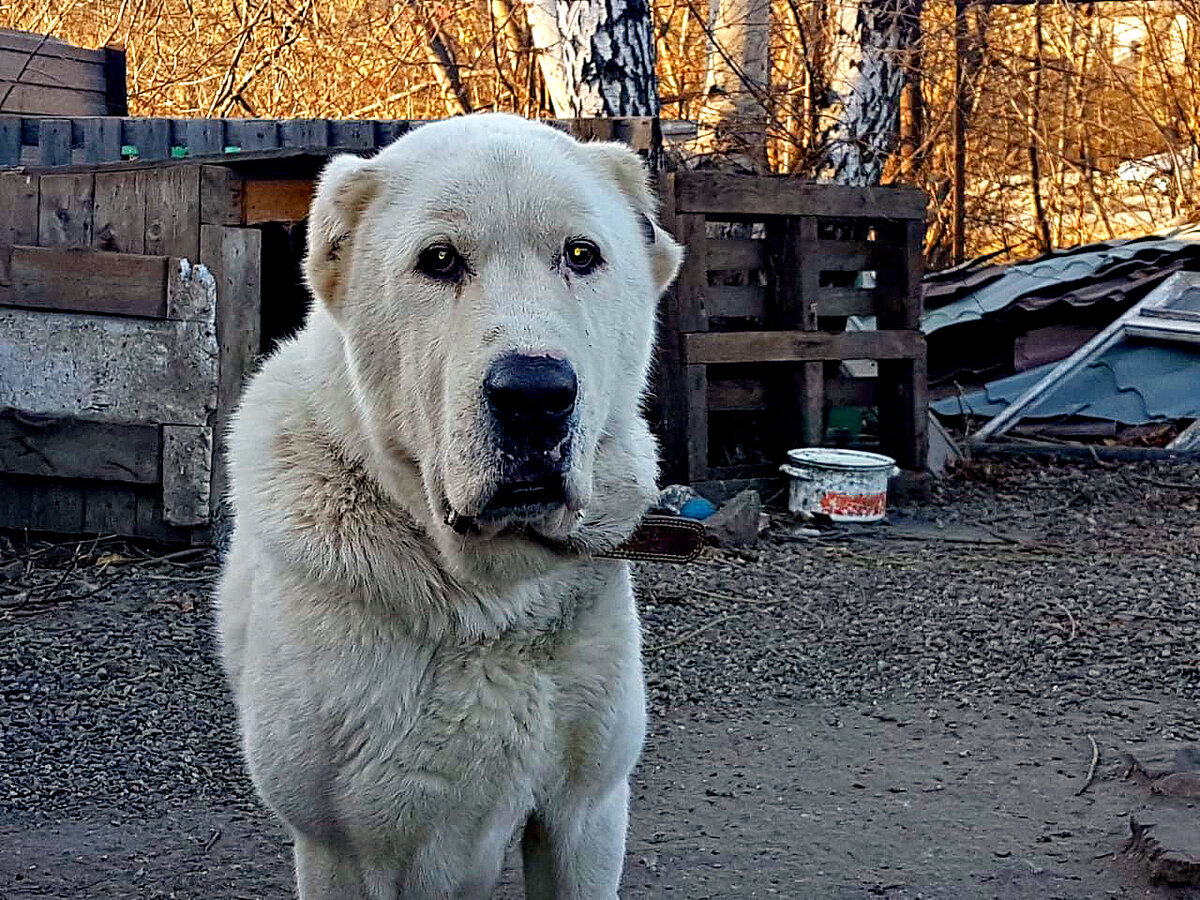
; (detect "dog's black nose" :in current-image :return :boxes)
[485,355,577,425]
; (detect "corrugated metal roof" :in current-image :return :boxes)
[921,224,1200,334]
[932,339,1200,425]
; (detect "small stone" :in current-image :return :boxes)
[703,490,762,547]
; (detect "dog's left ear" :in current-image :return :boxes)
[584,142,683,295]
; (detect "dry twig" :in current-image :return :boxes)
[1076,734,1100,796]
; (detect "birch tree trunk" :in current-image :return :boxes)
[695,0,772,170]
[822,0,924,185]
[525,0,660,116]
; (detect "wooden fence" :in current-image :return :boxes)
[0,114,658,169]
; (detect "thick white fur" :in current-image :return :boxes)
[216,114,682,899]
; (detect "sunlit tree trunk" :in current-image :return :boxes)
[525,0,660,116]
[695,0,771,170]
[822,0,924,185]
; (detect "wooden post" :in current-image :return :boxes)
[37,118,72,167]
[767,216,824,452]
[0,117,19,167]
[669,208,710,484]
[0,172,38,291]
[200,224,262,518]
[103,47,129,116]
[876,217,928,469]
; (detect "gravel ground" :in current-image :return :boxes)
[2,458,1199,898]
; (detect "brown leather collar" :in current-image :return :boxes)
[596,514,706,563]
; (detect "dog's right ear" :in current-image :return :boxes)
[304,154,382,312]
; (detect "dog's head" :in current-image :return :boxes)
[304,114,682,582]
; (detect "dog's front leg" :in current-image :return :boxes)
[294,835,399,900]
[521,781,629,900]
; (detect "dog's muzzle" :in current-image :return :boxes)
[447,354,579,534]
[485,351,576,482]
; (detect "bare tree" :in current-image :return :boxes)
[526,0,660,116]
[822,0,924,185]
[694,0,771,169]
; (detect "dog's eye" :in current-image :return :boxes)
[417,243,463,281]
[563,239,601,275]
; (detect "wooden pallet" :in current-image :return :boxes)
[655,171,927,487]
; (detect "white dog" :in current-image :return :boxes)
[216,113,682,899]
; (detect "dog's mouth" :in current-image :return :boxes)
[445,474,569,537]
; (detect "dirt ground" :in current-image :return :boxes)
[2,458,1199,899]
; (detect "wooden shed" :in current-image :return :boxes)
[0,116,659,542]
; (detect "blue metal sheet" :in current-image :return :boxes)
[921,225,1200,334]
[932,340,1200,425]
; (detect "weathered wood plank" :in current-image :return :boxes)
[707,238,763,271]
[134,488,191,542]
[37,118,73,166]
[183,118,223,157]
[200,165,243,225]
[673,172,927,220]
[0,414,159,483]
[815,239,875,272]
[27,481,86,534]
[0,47,108,89]
[102,47,127,116]
[874,218,925,330]
[38,172,93,247]
[92,170,146,253]
[0,115,19,166]
[685,363,708,482]
[672,211,708,332]
[684,329,925,365]
[124,117,171,160]
[162,424,212,525]
[708,375,877,411]
[201,224,261,517]
[0,29,110,65]
[5,245,167,317]
[0,171,37,287]
[766,216,823,450]
[242,179,315,224]
[708,285,765,319]
[817,287,876,318]
[826,376,877,408]
[0,84,105,117]
[330,120,374,150]
[651,172,686,483]
[224,118,279,151]
[78,116,124,164]
[82,482,138,534]
[0,474,33,526]
[708,377,764,411]
[166,258,215,321]
[0,266,218,425]
[280,118,328,149]
[144,166,200,258]
[876,354,929,470]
